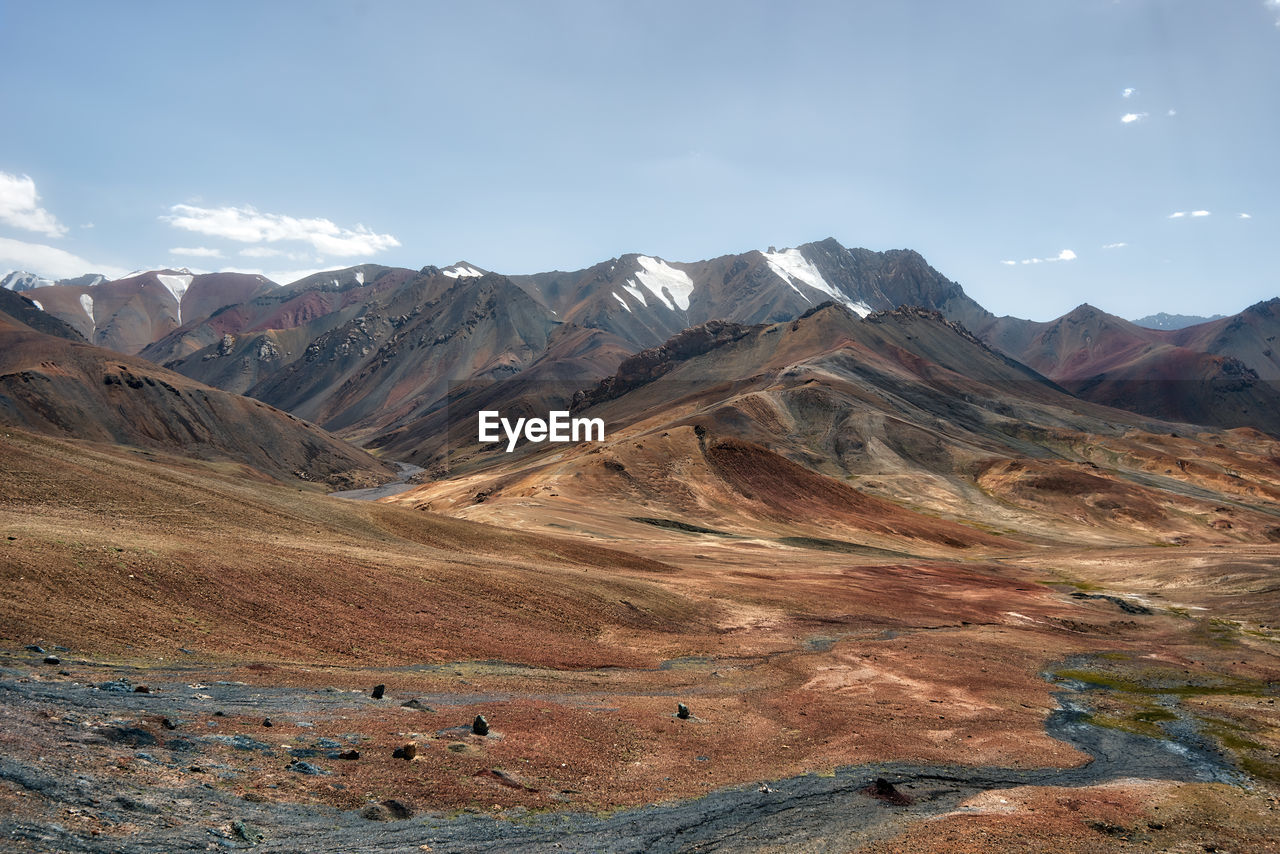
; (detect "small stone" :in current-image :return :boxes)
[392,742,417,760]
[231,819,264,845]
[133,685,150,694]
[25,645,44,653]
[371,684,385,699]
[162,718,177,730]
[262,718,273,727]
[43,655,60,665]
[337,750,360,760]
[287,760,327,775]
[472,714,490,736]
[676,703,690,720]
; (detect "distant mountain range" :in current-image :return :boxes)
[1131,312,1227,330]
[4,238,1278,456]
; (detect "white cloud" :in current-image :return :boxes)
[164,203,400,258]
[1167,109,1177,117]
[1000,260,1017,266]
[1169,210,1210,219]
[1168,211,1187,219]
[1102,242,1128,249]
[1239,212,1253,219]
[1122,87,1136,98]
[1268,0,1280,27]
[0,172,67,238]
[0,236,128,280]
[1121,112,1148,124]
[239,246,286,258]
[1191,210,1211,217]
[1012,248,1077,265]
[170,246,222,258]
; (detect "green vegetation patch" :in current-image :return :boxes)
[628,517,735,536]
[774,536,912,559]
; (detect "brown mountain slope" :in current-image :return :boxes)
[0,311,393,487]
[395,305,1280,550]
[973,303,1280,436]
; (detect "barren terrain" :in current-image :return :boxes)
[3,420,1279,851]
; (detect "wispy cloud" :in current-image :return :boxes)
[1102,242,1128,249]
[1003,249,1078,266]
[0,172,67,238]
[1239,212,1253,219]
[1167,109,1177,117]
[1122,87,1136,98]
[170,246,222,258]
[0,236,128,279]
[1168,210,1211,219]
[1121,112,1148,124]
[164,204,400,257]
[1268,0,1280,27]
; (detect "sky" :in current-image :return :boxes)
[1,0,1277,321]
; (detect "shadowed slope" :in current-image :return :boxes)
[0,311,393,487]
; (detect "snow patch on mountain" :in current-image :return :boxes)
[632,256,693,312]
[2,271,54,292]
[763,248,871,317]
[354,270,365,285]
[443,264,485,279]
[621,282,648,307]
[611,292,632,312]
[156,272,193,324]
[79,294,94,326]
[30,299,43,311]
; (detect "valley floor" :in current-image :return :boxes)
[2,428,1279,851]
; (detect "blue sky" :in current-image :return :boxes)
[1,0,1276,320]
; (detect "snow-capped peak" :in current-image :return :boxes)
[762,247,871,317]
[1,271,54,292]
[443,263,485,279]
[630,256,694,312]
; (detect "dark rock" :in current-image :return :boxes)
[392,742,417,760]
[133,685,150,693]
[286,760,327,775]
[161,718,177,730]
[380,799,414,819]
[472,714,490,736]
[25,645,44,653]
[42,655,61,665]
[336,750,361,760]
[360,804,390,821]
[371,684,385,699]
[231,819,264,845]
[262,718,273,727]
[864,777,912,805]
[104,727,156,747]
[676,703,691,720]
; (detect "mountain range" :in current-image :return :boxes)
[5,237,1280,850]
[10,237,1275,448]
